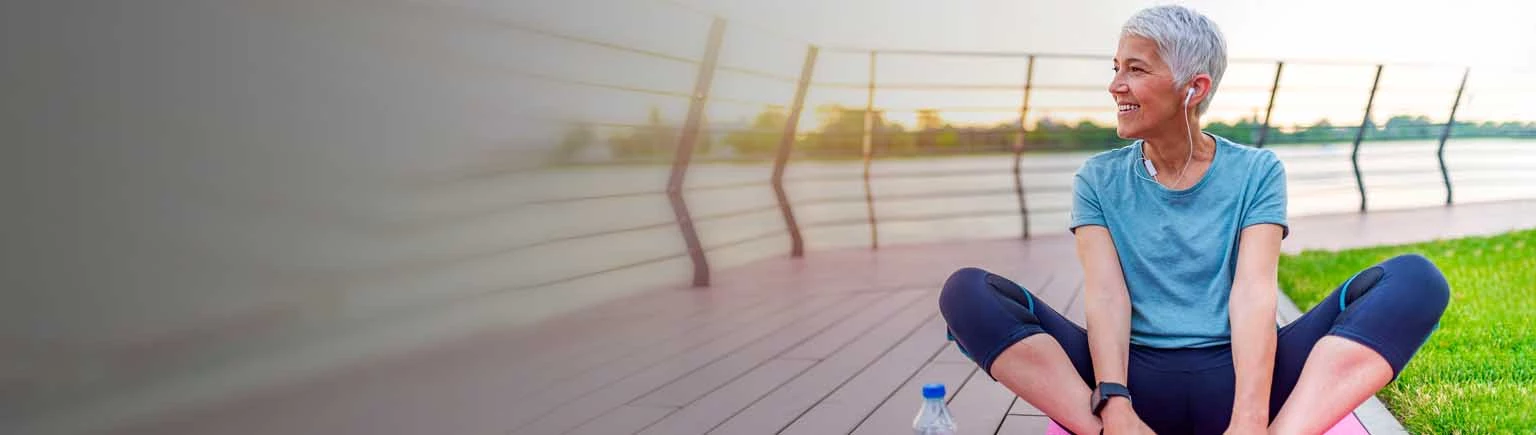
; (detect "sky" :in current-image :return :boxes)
[502,0,1536,139]
[682,0,1536,68]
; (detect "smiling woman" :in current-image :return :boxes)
[938,5,1454,435]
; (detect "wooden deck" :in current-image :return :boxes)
[117,200,1536,435]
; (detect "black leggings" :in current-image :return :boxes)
[938,254,1450,434]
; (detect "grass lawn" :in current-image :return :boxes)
[1278,228,1536,433]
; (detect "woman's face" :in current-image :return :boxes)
[1109,35,1184,139]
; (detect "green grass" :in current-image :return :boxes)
[1278,228,1536,433]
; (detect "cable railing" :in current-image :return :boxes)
[497,8,1535,293]
[467,2,818,292]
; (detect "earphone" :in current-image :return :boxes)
[1184,87,1195,107]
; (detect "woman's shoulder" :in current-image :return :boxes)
[1214,135,1283,167]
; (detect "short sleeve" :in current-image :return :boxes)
[1241,154,1289,239]
[1069,170,1106,233]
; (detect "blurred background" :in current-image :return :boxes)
[1,0,1532,433]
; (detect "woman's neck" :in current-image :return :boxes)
[1141,112,1215,172]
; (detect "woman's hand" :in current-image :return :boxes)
[1099,399,1156,435]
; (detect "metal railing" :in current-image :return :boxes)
[503,6,1535,290]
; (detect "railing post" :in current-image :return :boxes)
[668,17,726,287]
[1013,55,1036,239]
[862,50,879,249]
[1438,68,1469,206]
[773,45,818,257]
[1351,64,1383,213]
[1257,61,1283,147]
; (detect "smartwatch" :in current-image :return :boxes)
[1090,382,1132,417]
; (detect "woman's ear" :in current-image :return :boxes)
[1185,74,1214,110]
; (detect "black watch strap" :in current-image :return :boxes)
[1091,382,1132,417]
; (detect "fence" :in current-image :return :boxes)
[16,5,1534,432]
[506,5,1536,290]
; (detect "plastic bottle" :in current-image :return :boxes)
[912,383,957,435]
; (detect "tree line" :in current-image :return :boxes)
[557,105,1536,163]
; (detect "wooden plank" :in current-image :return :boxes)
[707,293,937,435]
[780,290,930,360]
[502,282,787,371]
[635,359,817,435]
[933,343,973,364]
[112,293,807,435]
[1010,266,1061,304]
[1041,267,1080,309]
[500,293,819,431]
[512,292,857,434]
[634,291,927,435]
[122,285,799,434]
[845,361,975,435]
[944,366,1020,435]
[500,290,801,400]
[633,292,887,407]
[1008,396,1044,416]
[782,314,954,434]
[567,405,676,435]
[505,291,804,386]
[996,414,1050,435]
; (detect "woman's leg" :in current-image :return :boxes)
[939,267,1100,434]
[1268,253,1451,434]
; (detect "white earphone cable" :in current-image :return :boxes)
[1135,88,1197,189]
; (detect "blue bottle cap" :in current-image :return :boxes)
[922,383,945,399]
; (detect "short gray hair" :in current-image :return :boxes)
[1121,5,1227,115]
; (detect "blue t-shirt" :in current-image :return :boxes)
[1069,133,1288,349]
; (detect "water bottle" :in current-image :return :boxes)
[912,383,957,435]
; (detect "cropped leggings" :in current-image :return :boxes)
[938,254,1450,434]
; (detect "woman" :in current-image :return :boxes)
[938,6,1450,435]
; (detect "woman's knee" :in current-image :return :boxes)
[939,267,1052,375]
[944,267,991,290]
[1380,253,1451,308]
[1331,253,1451,376]
[940,267,993,320]
[941,267,1039,328]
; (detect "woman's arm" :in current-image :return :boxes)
[1228,223,1284,429]
[1074,226,1136,419]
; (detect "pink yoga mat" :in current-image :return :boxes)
[1044,413,1368,435]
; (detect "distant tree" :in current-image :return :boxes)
[882,123,918,156]
[607,107,677,160]
[916,109,943,131]
[552,121,595,164]
[1203,116,1261,143]
[1206,120,1236,141]
[934,127,961,151]
[723,106,788,157]
[802,104,890,157]
[594,102,1531,163]
[1073,120,1117,148]
[1383,115,1435,139]
[1294,119,1338,142]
